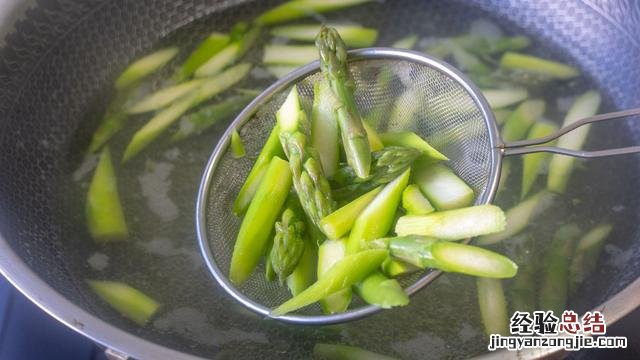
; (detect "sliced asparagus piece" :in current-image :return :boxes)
[347,169,410,254]
[230,129,246,158]
[86,147,128,241]
[88,89,133,152]
[127,79,205,114]
[174,32,230,81]
[521,121,559,198]
[317,26,372,179]
[88,280,160,326]
[402,184,434,215]
[569,223,612,294]
[539,224,581,314]
[256,0,373,25]
[477,190,553,245]
[413,162,474,211]
[355,271,409,308]
[482,87,528,110]
[382,258,420,277]
[477,278,509,336]
[115,47,179,90]
[122,63,252,162]
[271,24,378,48]
[547,91,601,193]
[229,156,292,285]
[311,81,340,177]
[318,239,352,314]
[379,132,448,161]
[195,26,261,77]
[500,52,579,80]
[272,249,387,316]
[501,99,546,142]
[287,238,316,296]
[263,45,318,66]
[314,343,399,360]
[392,34,419,49]
[363,121,384,152]
[511,261,536,313]
[320,187,382,240]
[395,205,506,240]
[233,124,285,215]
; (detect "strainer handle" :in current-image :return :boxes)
[502,108,640,157]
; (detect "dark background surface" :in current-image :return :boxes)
[0,276,638,360]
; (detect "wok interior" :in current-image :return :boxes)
[0,0,638,358]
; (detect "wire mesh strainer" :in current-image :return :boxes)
[196,48,640,325]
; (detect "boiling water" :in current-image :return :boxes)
[67,1,638,358]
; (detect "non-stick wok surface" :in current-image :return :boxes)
[0,0,639,359]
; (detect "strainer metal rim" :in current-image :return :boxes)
[196,48,503,325]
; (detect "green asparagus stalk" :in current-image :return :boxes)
[170,92,257,142]
[230,129,246,158]
[263,45,318,66]
[277,86,336,228]
[547,91,601,193]
[287,237,317,296]
[195,26,260,77]
[378,132,448,161]
[115,47,179,90]
[449,41,491,75]
[347,169,410,254]
[392,34,419,49]
[265,238,276,282]
[381,258,420,277]
[395,205,506,240]
[86,147,128,241]
[271,24,378,48]
[87,93,130,153]
[501,99,546,142]
[233,124,285,215]
[402,184,434,215]
[477,190,553,245]
[272,249,387,316]
[477,278,509,336]
[457,35,531,56]
[313,343,399,360]
[270,200,307,284]
[317,239,352,314]
[363,121,384,151]
[481,87,528,110]
[355,271,409,308]
[510,242,537,313]
[174,32,230,81]
[539,224,581,314]
[256,0,373,26]
[332,146,421,201]
[88,280,160,326]
[122,63,252,162]
[500,52,579,80]
[230,156,292,285]
[317,26,372,179]
[320,187,382,240]
[126,79,205,114]
[311,81,340,177]
[521,121,559,198]
[413,162,474,211]
[569,223,612,294]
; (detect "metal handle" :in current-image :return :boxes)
[502,108,640,157]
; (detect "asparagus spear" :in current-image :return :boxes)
[569,223,612,294]
[115,47,179,90]
[382,258,420,277]
[263,45,318,66]
[170,92,257,142]
[539,224,581,314]
[233,124,285,215]
[547,91,601,193]
[477,278,509,336]
[477,190,553,245]
[230,129,246,158]
[332,146,421,201]
[363,121,384,151]
[88,280,160,326]
[320,187,382,240]
[174,32,230,81]
[271,249,387,316]
[500,52,579,80]
[86,147,128,241]
[277,86,336,229]
[481,87,528,110]
[287,237,317,296]
[126,79,205,114]
[270,200,307,284]
[88,94,130,153]
[511,245,537,313]
[230,156,292,285]
[501,99,546,142]
[317,26,371,179]
[378,132,448,161]
[395,205,506,240]
[311,81,340,177]
[256,0,373,26]
[271,24,378,48]
[347,169,410,254]
[402,184,435,215]
[195,26,260,77]
[314,343,398,360]
[355,271,409,308]
[122,63,252,162]
[317,239,352,314]
[521,121,558,198]
[413,162,474,211]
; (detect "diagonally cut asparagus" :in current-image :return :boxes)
[355,271,409,309]
[256,0,373,26]
[115,47,179,90]
[126,79,205,114]
[477,278,509,336]
[378,132,448,161]
[501,99,546,142]
[271,24,378,48]
[500,52,579,80]
[320,186,382,240]
[174,32,230,81]
[317,239,352,314]
[263,45,319,66]
[230,129,246,158]
[402,184,434,215]
[521,121,558,199]
[413,162,474,211]
[88,280,160,326]
[569,223,612,294]
[481,87,528,110]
